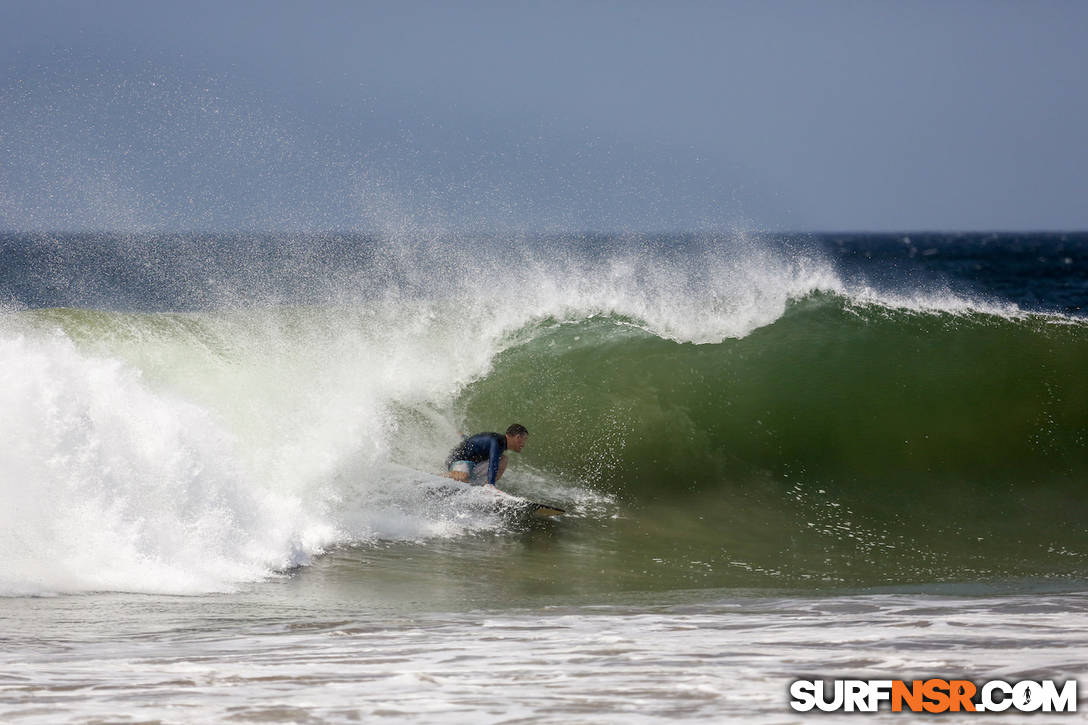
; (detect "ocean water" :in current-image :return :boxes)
[1,231,1086,722]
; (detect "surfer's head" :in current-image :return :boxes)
[505,423,529,452]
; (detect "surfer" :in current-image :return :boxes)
[445,424,529,487]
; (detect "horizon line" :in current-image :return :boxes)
[3,228,1088,238]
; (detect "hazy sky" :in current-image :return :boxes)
[1,0,1086,232]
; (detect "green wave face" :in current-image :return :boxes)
[463,297,1088,588]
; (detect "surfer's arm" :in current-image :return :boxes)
[486,438,502,486]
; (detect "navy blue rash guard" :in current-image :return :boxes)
[445,432,508,486]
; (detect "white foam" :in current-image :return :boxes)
[0,328,333,595]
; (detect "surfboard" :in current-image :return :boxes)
[493,494,566,519]
[524,501,567,519]
[421,478,566,519]
[469,484,566,519]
